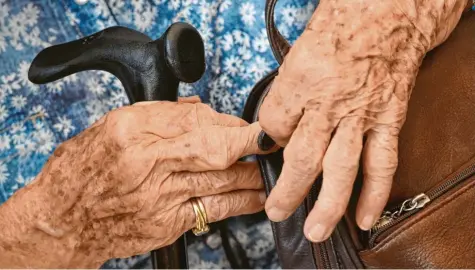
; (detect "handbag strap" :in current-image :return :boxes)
[265,0,291,64]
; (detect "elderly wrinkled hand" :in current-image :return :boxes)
[259,0,467,242]
[0,97,272,268]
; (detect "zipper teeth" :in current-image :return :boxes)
[368,210,415,247]
[319,243,331,269]
[426,164,475,199]
[369,163,475,247]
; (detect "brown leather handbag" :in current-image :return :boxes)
[241,0,475,268]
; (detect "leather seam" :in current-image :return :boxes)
[362,176,475,254]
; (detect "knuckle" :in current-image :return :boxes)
[205,133,232,170]
[207,196,231,221]
[173,173,195,199]
[323,158,357,179]
[196,172,221,194]
[206,171,234,191]
[178,104,198,131]
[364,175,394,197]
[288,160,319,180]
[106,108,139,144]
[194,103,216,126]
[365,159,398,175]
[369,189,390,202]
[187,129,230,170]
[195,102,213,114]
[284,147,320,177]
[206,152,230,171]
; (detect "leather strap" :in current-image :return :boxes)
[265,0,291,64]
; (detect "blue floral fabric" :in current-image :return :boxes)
[0,0,318,268]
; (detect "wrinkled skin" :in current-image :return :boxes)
[260,0,469,242]
[0,97,274,268]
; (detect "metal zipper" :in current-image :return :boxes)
[368,163,475,247]
[318,242,332,269]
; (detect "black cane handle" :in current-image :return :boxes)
[28,22,206,269]
[28,22,205,103]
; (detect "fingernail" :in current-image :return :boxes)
[308,224,329,242]
[259,191,267,204]
[266,207,289,221]
[360,215,376,231]
[258,131,276,151]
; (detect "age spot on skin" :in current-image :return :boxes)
[53,145,66,157]
[95,168,105,178]
[335,38,343,52]
[184,143,191,148]
[81,166,93,176]
[3,243,12,251]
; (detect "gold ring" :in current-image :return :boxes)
[190,198,210,236]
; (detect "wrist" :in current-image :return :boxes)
[309,0,467,54]
[393,0,467,49]
[0,177,102,268]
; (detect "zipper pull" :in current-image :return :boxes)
[398,193,431,215]
[372,193,431,232]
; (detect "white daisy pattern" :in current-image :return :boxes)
[0,0,318,268]
[53,116,75,138]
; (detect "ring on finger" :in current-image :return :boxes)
[190,197,210,236]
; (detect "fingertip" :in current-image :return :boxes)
[305,223,331,243]
[265,206,291,222]
[264,186,296,222]
[358,214,378,231]
[355,185,391,231]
